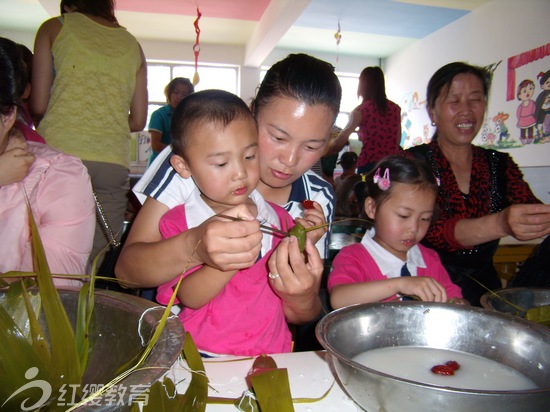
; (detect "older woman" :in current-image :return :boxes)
[405,62,550,306]
[0,38,95,286]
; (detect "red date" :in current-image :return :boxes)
[431,360,460,376]
[301,200,315,209]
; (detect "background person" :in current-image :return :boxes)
[330,66,401,174]
[405,61,550,306]
[0,41,95,287]
[147,77,194,166]
[30,0,147,270]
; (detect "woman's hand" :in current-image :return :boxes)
[268,236,323,324]
[498,203,550,241]
[294,200,327,246]
[397,276,447,303]
[0,137,35,186]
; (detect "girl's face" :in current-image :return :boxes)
[169,83,192,108]
[365,182,436,261]
[255,96,334,198]
[518,83,535,101]
[171,117,260,214]
[429,73,487,147]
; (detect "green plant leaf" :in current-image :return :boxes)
[27,200,82,390]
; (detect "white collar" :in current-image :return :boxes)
[185,187,279,256]
[360,228,426,278]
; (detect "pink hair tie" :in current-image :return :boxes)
[373,168,390,191]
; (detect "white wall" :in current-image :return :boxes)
[384,0,550,167]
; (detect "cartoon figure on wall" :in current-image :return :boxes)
[516,79,537,144]
[493,112,510,144]
[535,70,550,140]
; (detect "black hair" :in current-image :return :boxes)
[171,89,256,157]
[164,77,194,102]
[364,155,438,210]
[426,62,490,111]
[60,0,117,23]
[251,53,342,122]
[358,66,388,115]
[0,37,24,115]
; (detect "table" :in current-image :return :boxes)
[165,350,360,411]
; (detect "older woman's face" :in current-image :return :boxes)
[429,73,487,146]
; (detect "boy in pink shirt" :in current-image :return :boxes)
[155,90,323,356]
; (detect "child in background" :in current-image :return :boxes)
[155,90,323,356]
[328,155,467,308]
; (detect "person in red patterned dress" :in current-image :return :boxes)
[405,62,550,306]
[331,66,402,174]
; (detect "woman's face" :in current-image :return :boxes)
[169,83,192,108]
[255,96,334,192]
[429,73,487,146]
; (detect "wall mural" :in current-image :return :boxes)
[401,42,550,153]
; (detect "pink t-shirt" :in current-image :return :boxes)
[156,202,294,356]
[328,243,463,301]
[0,142,95,287]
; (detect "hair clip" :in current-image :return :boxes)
[373,168,390,191]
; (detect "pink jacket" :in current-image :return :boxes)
[0,142,95,287]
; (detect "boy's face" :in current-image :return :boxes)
[171,117,260,213]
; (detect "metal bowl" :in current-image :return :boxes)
[1,289,184,411]
[481,287,550,320]
[316,302,550,412]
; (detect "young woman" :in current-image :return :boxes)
[330,66,401,174]
[329,156,466,309]
[31,0,148,269]
[116,54,341,328]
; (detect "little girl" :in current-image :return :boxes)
[154,90,323,356]
[328,155,468,308]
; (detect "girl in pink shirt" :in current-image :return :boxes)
[155,90,323,356]
[329,155,467,308]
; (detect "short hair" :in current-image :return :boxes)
[171,89,256,157]
[251,53,342,123]
[164,77,194,102]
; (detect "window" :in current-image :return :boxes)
[145,61,239,127]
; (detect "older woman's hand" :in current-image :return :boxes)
[0,136,35,186]
[499,203,550,241]
[294,200,328,247]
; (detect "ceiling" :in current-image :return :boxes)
[0,0,490,67]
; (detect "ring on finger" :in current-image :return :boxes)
[268,272,280,280]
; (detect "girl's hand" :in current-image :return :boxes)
[294,200,327,246]
[398,276,447,303]
[267,236,323,324]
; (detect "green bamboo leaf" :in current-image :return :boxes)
[180,332,208,411]
[19,280,51,363]
[0,304,49,410]
[27,200,82,389]
[75,281,94,371]
[142,377,185,411]
[249,368,294,412]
